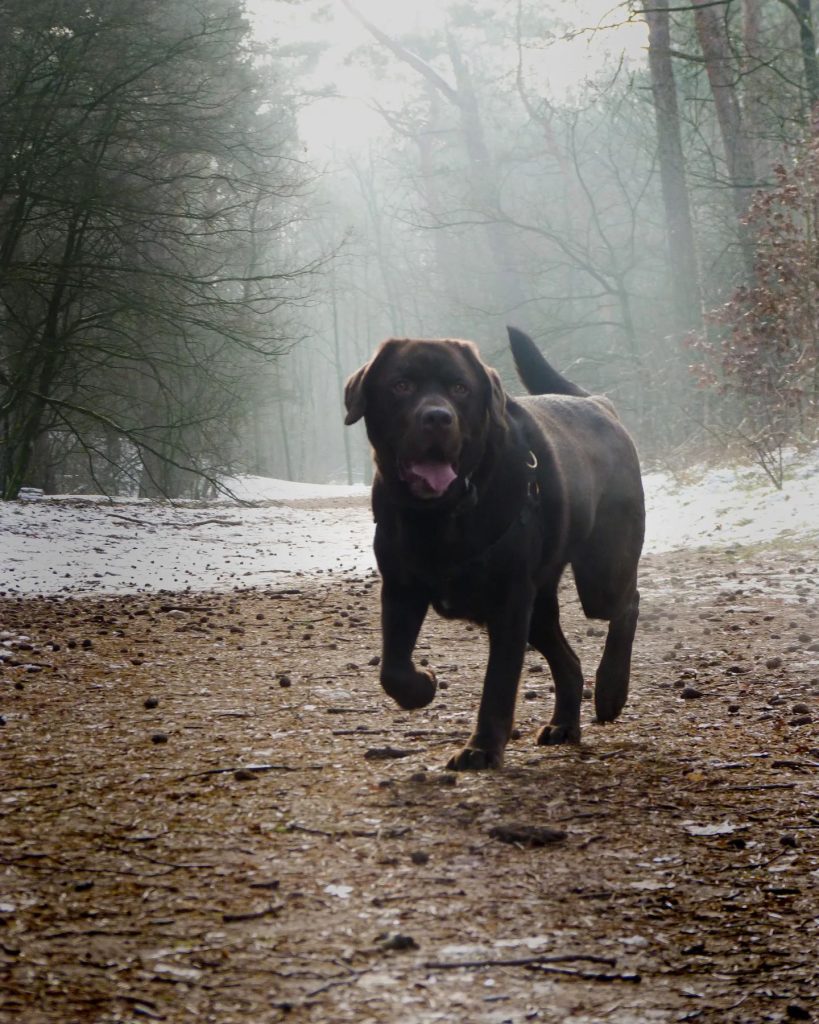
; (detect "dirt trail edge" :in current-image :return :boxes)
[1,545,818,1024]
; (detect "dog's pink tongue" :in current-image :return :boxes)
[408,461,457,496]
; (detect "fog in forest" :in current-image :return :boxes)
[2,0,818,499]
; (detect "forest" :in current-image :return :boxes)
[3,6,819,1021]
[1,0,818,498]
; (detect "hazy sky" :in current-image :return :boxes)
[247,0,648,152]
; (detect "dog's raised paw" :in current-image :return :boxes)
[445,745,503,772]
[380,668,437,710]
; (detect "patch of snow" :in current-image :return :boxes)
[0,486,375,597]
[221,475,370,502]
[1,452,818,598]
[324,884,353,899]
[682,821,739,837]
[644,449,819,554]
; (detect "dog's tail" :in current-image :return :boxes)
[508,326,589,397]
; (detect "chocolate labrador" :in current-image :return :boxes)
[344,327,644,770]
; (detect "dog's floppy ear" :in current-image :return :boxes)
[343,362,369,425]
[344,339,404,425]
[454,339,507,431]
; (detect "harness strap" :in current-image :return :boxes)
[439,449,540,580]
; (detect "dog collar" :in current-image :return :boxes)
[456,448,539,516]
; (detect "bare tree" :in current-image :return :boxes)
[644,0,702,334]
[690,0,757,259]
[792,0,819,112]
[0,0,311,499]
[341,0,528,316]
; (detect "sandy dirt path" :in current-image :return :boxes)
[1,544,818,1023]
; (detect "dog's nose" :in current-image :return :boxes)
[421,406,454,429]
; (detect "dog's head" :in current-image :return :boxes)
[344,338,507,501]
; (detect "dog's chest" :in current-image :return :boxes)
[378,514,493,620]
[412,537,495,622]
[431,565,491,622]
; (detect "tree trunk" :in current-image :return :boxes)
[351,151,404,330]
[277,394,293,481]
[741,0,772,179]
[796,0,819,114]
[644,0,702,333]
[444,30,527,314]
[691,0,757,263]
[1,208,86,499]
[415,85,465,319]
[330,268,353,485]
[138,446,167,498]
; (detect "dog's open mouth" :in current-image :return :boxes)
[399,460,458,499]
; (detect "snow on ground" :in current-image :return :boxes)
[0,488,375,597]
[1,455,817,598]
[643,448,819,553]
[221,474,369,502]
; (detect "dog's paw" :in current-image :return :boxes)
[380,668,437,710]
[594,686,628,723]
[445,745,503,772]
[536,722,581,746]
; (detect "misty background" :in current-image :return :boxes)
[1,0,817,500]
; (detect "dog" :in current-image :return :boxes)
[344,327,644,770]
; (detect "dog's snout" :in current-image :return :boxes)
[421,405,454,429]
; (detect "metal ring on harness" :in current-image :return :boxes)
[526,450,538,470]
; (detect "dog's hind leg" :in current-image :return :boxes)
[527,588,584,745]
[571,499,643,724]
[593,588,639,723]
[573,553,640,723]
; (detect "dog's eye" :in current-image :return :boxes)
[450,382,469,397]
[392,379,414,395]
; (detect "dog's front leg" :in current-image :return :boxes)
[447,584,533,771]
[379,579,437,710]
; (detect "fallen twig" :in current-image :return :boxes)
[423,953,618,971]
[118,995,165,1021]
[331,728,386,736]
[325,707,380,715]
[364,747,419,760]
[718,848,792,874]
[488,824,567,847]
[222,903,281,923]
[305,970,364,998]
[286,821,411,839]
[3,782,59,792]
[179,763,324,781]
[42,927,143,940]
[721,782,796,792]
[181,518,244,528]
[108,513,243,529]
[527,964,641,983]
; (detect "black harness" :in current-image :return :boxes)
[434,449,541,584]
